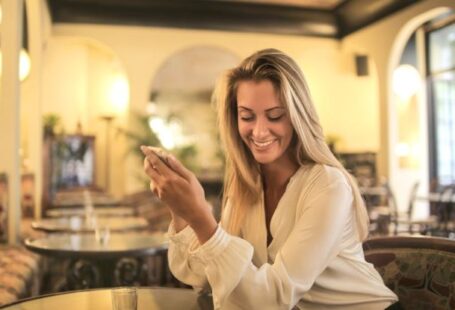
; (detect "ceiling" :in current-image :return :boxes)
[212,0,346,10]
[46,0,422,38]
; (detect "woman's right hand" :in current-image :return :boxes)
[141,146,214,236]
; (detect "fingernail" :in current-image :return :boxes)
[140,145,148,154]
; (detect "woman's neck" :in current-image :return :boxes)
[261,158,299,192]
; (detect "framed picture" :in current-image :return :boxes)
[45,135,96,195]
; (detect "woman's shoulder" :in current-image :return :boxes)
[299,163,349,188]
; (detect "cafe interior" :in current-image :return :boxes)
[0,0,454,309]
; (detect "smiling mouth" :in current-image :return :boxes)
[251,139,277,148]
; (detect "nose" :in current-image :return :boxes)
[252,117,269,138]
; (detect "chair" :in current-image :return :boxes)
[393,182,439,235]
[363,236,455,310]
[366,182,395,236]
[368,181,438,236]
[435,185,455,236]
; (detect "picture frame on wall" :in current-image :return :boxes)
[42,135,96,208]
[50,135,96,190]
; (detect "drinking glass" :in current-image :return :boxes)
[95,226,110,246]
[111,287,137,310]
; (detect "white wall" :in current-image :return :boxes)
[42,24,379,194]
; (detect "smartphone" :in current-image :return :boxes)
[141,146,171,168]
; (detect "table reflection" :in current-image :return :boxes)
[0,287,210,310]
[31,217,148,233]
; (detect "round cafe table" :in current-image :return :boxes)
[0,287,212,310]
[31,216,148,233]
[25,233,168,289]
[46,207,135,218]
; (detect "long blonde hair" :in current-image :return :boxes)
[214,49,369,241]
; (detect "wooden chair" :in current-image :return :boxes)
[435,185,455,236]
[363,236,455,310]
[367,181,438,236]
[392,182,439,235]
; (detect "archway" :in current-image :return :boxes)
[148,45,240,176]
[388,6,453,216]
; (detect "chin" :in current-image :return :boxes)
[252,152,280,165]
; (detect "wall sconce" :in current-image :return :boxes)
[392,64,421,100]
[0,3,31,82]
[107,73,129,115]
[0,49,31,81]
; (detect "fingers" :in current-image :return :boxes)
[167,155,192,181]
[143,157,161,181]
[140,145,193,181]
[140,146,172,176]
[149,181,159,197]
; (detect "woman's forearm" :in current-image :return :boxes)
[188,210,218,244]
[171,212,189,233]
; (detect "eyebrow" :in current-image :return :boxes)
[238,106,285,112]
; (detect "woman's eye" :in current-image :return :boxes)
[240,116,254,121]
[268,114,284,121]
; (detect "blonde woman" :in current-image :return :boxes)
[141,49,398,309]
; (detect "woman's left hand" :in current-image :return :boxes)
[141,146,217,242]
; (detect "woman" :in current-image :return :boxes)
[141,49,398,309]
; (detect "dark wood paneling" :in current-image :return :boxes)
[47,0,423,38]
[48,0,338,37]
[336,0,422,37]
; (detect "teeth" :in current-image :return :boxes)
[252,139,275,147]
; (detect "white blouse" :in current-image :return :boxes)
[167,164,398,309]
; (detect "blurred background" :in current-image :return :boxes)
[0,0,454,256]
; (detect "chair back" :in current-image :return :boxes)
[382,182,399,221]
[363,236,455,310]
[439,185,455,230]
[406,181,420,219]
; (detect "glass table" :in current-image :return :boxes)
[31,217,148,233]
[46,207,135,218]
[25,233,169,289]
[0,287,212,310]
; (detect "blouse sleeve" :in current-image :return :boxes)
[166,200,241,288]
[189,176,353,309]
[167,222,208,287]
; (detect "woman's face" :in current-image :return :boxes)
[236,79,294,166]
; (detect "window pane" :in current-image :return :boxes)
[429,21,455,186]
[432,72,455,185]
[429,23,455,73]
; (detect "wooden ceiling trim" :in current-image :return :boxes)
[47,0,422,39]
[336,0,423,37]
[48,0,339,37]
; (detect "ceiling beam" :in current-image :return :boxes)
[336,0,423,37]
[47,0,422,39]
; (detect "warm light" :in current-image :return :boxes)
[19,49,31,81]
[396,143,410,157]
[146,101,158,114]
[107,73,129,115]
[392,64,421,100]
[0,48,31,81]
[148,116,185,150]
